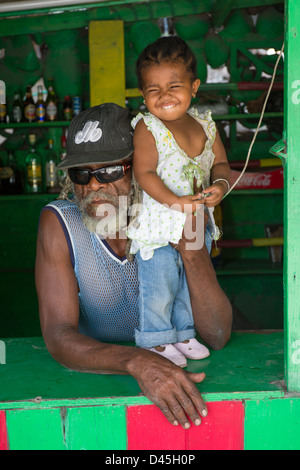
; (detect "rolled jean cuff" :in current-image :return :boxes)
[135,327,177,348]
[176,328,196,342]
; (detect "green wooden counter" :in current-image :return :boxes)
[1,331,300,450]
[0,331,284,403]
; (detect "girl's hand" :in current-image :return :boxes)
[177,193,204,213]
[201,181,227,207]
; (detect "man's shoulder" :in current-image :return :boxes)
[46,198,75,210]
[41,198,81,233]
[43,198,79,218]
[39,199,79,266]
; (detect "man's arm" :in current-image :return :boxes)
[36,209,133,374]
[176,211,232,350]
[35,209,208,428]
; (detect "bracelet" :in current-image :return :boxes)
[212,178,230,192]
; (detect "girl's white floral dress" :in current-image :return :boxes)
[127,108,220,260]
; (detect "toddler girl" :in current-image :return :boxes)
[127,36,231,367]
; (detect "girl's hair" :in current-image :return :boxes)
[136,36,197,89]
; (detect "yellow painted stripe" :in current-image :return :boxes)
[252,237,284,247]
[260,158,282,167]
[89,20,125,107]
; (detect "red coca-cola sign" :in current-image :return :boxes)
[230,168,283,190]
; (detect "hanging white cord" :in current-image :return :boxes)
[223,42,285,199]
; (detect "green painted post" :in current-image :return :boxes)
[284,0,300,392]
[6,409,65,450]
[244,398,300,450]
[65,406,127,450]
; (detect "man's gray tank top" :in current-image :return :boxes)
[44,199,139,342]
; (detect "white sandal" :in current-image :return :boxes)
[173,338,210,360]
[144,343,187,368]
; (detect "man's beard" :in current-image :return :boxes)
[73,190,130,238]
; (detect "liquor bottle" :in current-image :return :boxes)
[45,79,58,121]
[0,80,5,125]
[45,139,60,193]
[0,151,23,194]
[57,129,67,187]
[72,96,82,116]
[0,101,6,123]
[63,95,72,120]
[36,85,46,123]
[25,134,42,193]
[24,85,36,123]
[12,92,23,123]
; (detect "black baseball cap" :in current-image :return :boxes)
[57,103,133,169]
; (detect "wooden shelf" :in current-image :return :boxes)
[229,189,283,195]
[213,112,283,121]
[0,113,283,130]
[0,122,69,129]
[0,193,59,202]
[215,259,283,276]
[0,189,283,201]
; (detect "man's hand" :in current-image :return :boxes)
[128,349,207,428]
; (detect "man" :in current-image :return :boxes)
[35,103,232,430]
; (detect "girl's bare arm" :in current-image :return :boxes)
[202,128,231,206]
[133,120,201,212]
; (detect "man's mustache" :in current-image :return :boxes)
[79,190,119,211]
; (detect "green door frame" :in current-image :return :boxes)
[283,0,300,392]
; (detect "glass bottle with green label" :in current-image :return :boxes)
[26,134,42,193]
[0,151,22,194]
[45,138,60,193]
[57,128,67,187]
[63,95,73,120]
[12,92,23,123]
[24,86,36,123]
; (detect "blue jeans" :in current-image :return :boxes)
[135,226,213,348]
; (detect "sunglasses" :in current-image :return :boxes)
[68,163,131,185]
